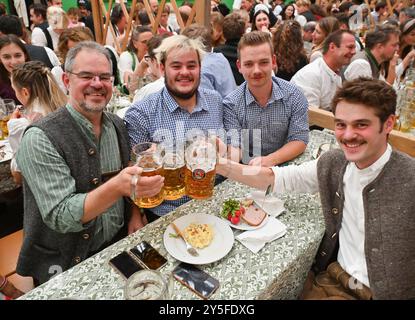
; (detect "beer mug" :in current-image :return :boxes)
[184,135,217,200]
[125,270,171,300]
[131,142,164,208]
[162,151,185,200]
[0,99,15,140]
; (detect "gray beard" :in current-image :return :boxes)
[79,102,106,113]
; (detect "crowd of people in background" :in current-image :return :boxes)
[1,0,415,300]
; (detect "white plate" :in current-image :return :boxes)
[223,206,269,231]
[0,140,12,163]
[163,213,234,265]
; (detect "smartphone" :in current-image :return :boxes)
[129,241,167,270]
[109,251,144,279]
[172,263,220,299]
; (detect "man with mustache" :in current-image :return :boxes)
[216,77,415,299]
[223,31,309,167]
[124,35,225,220]
[15,42,164,286]
[291,29,356,111]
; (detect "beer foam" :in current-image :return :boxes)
[163,152,184,169]
[185,141,216,171]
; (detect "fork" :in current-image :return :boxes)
[260,184,272,209]
[171,223,199,257]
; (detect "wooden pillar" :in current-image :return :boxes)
[196,0,210,28]
[91,0,104,44]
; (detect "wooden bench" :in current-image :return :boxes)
[0,229,23,277]
[308,106,415,157]
[0,229,34,293]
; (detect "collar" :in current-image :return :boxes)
[352,143,392,174]
[321,56,342,75]
[66,104,110,131]
[365,48,381,72]
[244,76,283,107]
[162,87,207,114]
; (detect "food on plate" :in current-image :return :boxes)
[221,199,244,224]
[183,223,214,248]
[240,205,267,226]
[221,198,267,226]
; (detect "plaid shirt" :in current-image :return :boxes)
[223,76,309,164]
[124,87,224,216]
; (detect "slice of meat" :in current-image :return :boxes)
[241,205,267,226]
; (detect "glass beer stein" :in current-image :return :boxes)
[162,151,186,200]
[131,142,164,208]
[184,136,217,200]
[125,270,171,300]
[0,99,15,140]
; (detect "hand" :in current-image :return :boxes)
[261,25,270,33]
[115,166,164,198]
[9,107,21,120]
[215,137,227,158]
[128,207,148,234]
[248,156,275,167]
[135,59,149,77]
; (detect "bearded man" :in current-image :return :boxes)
[124,35,225,220]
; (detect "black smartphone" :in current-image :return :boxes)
[172,263,220,299]
[129,241,168,270]
[109,251,144,279]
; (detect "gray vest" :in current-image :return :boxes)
[315,149,415,299]
[351,50,380,79]
[16,107,130,284]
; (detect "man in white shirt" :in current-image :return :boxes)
[31,5,67,50]
[291,29,356,111]
[216,77,415,299]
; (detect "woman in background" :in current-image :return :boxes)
[396,18,415,82]
[273,20,308,81]
[8,61,67,184]
[51,26,94,93]
[0,35,29,103]
[309,16,340,62]
[279,4,295,22]
[118,25,153,93]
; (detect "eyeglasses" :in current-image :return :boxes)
[67,71,113,83]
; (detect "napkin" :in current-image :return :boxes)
[248,190,285,217]
[236,217,287,254]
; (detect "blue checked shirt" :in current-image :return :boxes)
[124,87,225,216]
[223,76,309,164]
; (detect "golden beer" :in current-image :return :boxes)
[184,135,217,200]
[134,166,165,208]
[184,166,216,199]
[163,152,185,200]
[132,143,164,208]
[0,115,10,139]
[163,166,185,200]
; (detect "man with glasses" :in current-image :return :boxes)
[15,42,164,286]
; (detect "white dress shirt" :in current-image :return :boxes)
[31,26,60,50]
[291,57,342,111]
[271,144,392,287]
[344,59,373,81]
[118,51,139,84]
[344,58,387,82]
